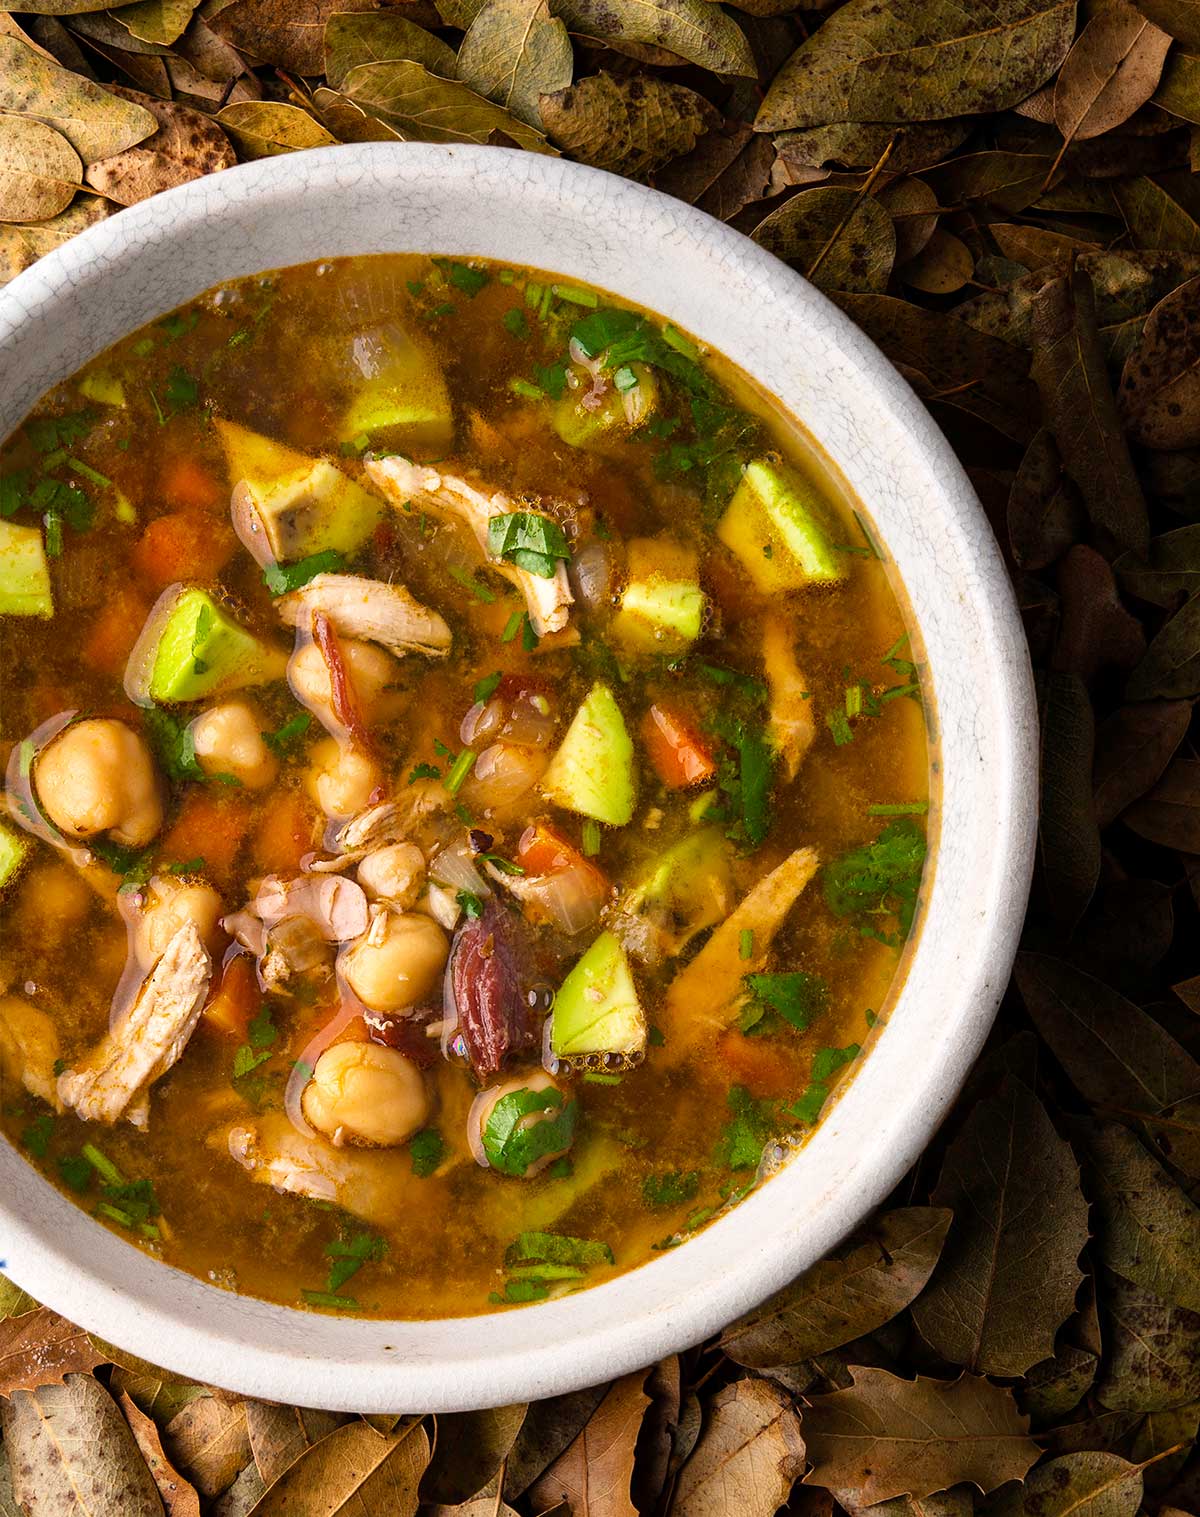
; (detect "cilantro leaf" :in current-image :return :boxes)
[262,549,344,595]
[409,1128,445,1178]
[642,1170,700,1209]
[486,512,570,579]
[824,818,927,946]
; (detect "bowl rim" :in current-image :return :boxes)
[0,142,1037,1412]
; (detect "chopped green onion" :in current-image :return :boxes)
[738,929,753,961]
[581,819,601,857]
[96,1202,134,1228]
[445,748,476,795]
[474,671,502,703]
[583,1071,622,1086]
[66,457,110,488]
[845,685,863,719]
[662,324,699,360]
[82,1143,124,1188]
[510,378,545,401]
[447,564,497,603]
[826,709,854,746]
[868,802,929,816]
[300,1290,360,1310]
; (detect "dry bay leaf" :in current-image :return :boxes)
[114,0,200,45]
[1114,173,1200,250]
[248,1418,430,1515]
[1120,273,1200,449]
[164,1395,250,1501]
[752,186,895,292]
[324,10,456,86]
[1097,1272,1200,1412]
[458,0,572,129]
[1092,699,1192,826]
[554,0,754,78]
[801,1367,1039,1503]
[216,100,337,156]
[344,57,553,149]
[0,113,79,222]
[1128,594,1200,697]
[0,1307,106,1396]
[85,85,235,204]
[673,1377,804,1516]
[209,0,377,75]
[1053,1,1171,145]
[1035,671,1101,930]
[987,1450,1145,1517]
[527,1369,650,1517]
[244,1400,348,1486]
[1008,427,1084,570]
[420,1403,527,1504]
[900,228,973,294]
[0,33,156,161]
[502,1383,608,1498]
[1125,752,1200,847]
[1135,0,1200,47]
[0,1278,37,1321]
[118,1391,202,1517]
[540,72,711,179]
[312,86,408,141]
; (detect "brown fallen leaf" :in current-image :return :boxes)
[457,0,572,129]
[248,1417,430,1515]
[0,33,157,162]
[527,1368,651,1517]
[502,1383,608,1498]
[1113,173,1200,251]
[753,186,896,292]
[108,1361,211,1428]
[801,1367,1040,1503]
[721,1208,951,1369]
[774,120,969,176]
[1052,543,1146,685]
[323,10,456,88]
[631,1355,680,1515]
[208,0,378,75]
[119,1390,203,1517]
[85,85,235,204]
[420,1402,526,1504]
[0,112,81,223]
[988,1449,1146,1517]
[311,86,408,142]
[900,228,973,294]
[540,72,713,180]
[1096,1271,1200,1413]
[992,221,1103,271]
[0,1307,106,1396]
[673,1377,804,1516]
[216,100,336,157]
[1052,1,1171,149]
[244,1399,348,1486]
[1092,699,1193,828]
[656,120,776,221]
[1,1374,162,1517]
[163,1394,251,1501]
[115,0,201,46]
[1127,594,1200,698]
[1119,274,1200,449]
[1035,670,1101,931]
[1008,427,1084,571]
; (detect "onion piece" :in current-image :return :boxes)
[428,842,491,899]
[123,583,184,708]
[230,479,275,569]
[488,860,606,937]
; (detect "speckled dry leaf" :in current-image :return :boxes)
[502,1383,607,1498]
[163,1395,250,1501]
[324,11,456,88]
[0,1307,106,1395]
[1114,174,1200,250]
[1092,700,1192,829]
[874,176,938,263]
[912,1078,1088,1376]
[901,229,973,294]
[927,151,1050,213]
[118,1391,202,1517]
[210,1458,266,1517]
[540,72,712,179]
[312,86,408,141]
[420,1403,527,1504]
[216,101,336,156]
[85,85,234,204]
[756,0,1075,133]
[0,34,156,161]
[113,0,200,44]
[0,1375,162,1517]
[457,0,572,129]
[244,1401,348,1486]
[208,0,377,74]
[1149,45,1200,122]
[753,187,895,292]
[344,58,553,149]
[527,1369,650,1517]
[1119,274,1200,448]
[801,1367,1039,1503]
[1135,0,1200,47]
[657,120,775,220]
[1076,1119,1200,1309]
[248,1418,430,1516]
[631,1356,680,1515]
[721,1209,951,1369]
[775,121,968,176]
[1008,427,1084,571]
[1023,1342,1100,1423]
[988,1451,1144,1517]
[0,1439,19,1517]
[553,0,753,76]
[1031,266,1149,560]
[107,1362,210,1428]
[1053,1,1171,145]
[836,1485,973,1517]
[992,222,1103,270]
[1096,1272,1200,1412]
[672,1377,804,1516]
[424,1501,521,1517]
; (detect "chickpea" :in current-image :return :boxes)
[340,910,448,1012]
[190,701,278,790]
[131,875,224,968]
[287,639,402,734]
[14,863,92,944]
[357,842,425,908]
[305,736,381,820]
[472,1070,574,1177]
[302,1040,430,1147]
[35,718,162,848]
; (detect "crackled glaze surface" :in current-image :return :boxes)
[0,145,1037,1412]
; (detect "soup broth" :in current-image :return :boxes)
[0,255,929,1318]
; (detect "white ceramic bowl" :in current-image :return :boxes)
[0,144,1036,1412]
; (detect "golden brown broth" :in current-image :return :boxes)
[0,255,929,1318]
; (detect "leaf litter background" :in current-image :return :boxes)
[5,0,1200,1508]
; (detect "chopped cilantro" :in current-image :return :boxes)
[58,1153,92,1192]
[483,1087,577,1177]
[448,564,497,603]
[487,512,570,579]
[22,1113,54,1158]
[716,1085,777,1170]
[144,707,205,783]
[409,762,441,783]
[503,307,531,339]
[262,711,312,756]
[474,670,503,703]
[410,1128,445,1177]
[506,1231,613,1268]
[262,549,344,595]
[642,1171,700,1209]
[740,972,830,1035]
[435,259,489,297]
[824,818,927,946]
[163,366,199,413]
[325,1230,386,1292]
[812,1043,860,1080]
[489,1279,549,1304]
[456,889,484,919]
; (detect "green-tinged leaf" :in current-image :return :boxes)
[554,0,754,77]
[927,150,1051,214]
[324,9,457,87]
[720,1207,951,1368]
[1114,173,1200,251]
[84,86,235,205]
[1119,273,1200,449]
[1153,47,1200,121]
[1096,1271,1200,1412]
[1035,671,1100,931]
[0,35,157,162]
[1135,0,1200,47]
[1125,754,1200,849]
[215,100,336,156]
[752,186,895,293]
[457,0,572,129]
[774,120,969,176]
[1127,594,1200,698]
[0,113,80,223]
[986,1451,1144,1517]
[312,85,410,142]
[540,72,714,181]
[1022,1342,1101,1423]
[756,0,1076,133]
[0,1278,37,1321]
[343,58,554,151]
[801,1367,1040,1503]
[112,0,200,45]
[672,1377,804,1516]
[420,1403,528,1504]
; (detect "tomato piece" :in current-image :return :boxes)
[641,703,717,789]
[203,954,258,1039]
[163,456,225,513]
[131,510,237,588]
[163,789,255,884]
[517,820,586,875]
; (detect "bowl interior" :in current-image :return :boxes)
[0,144,1037,1412]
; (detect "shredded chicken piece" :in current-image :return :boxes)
[0,995,63,1110]
[57,919,211,1127]
[254,874,368,941]
[216,1112,411,1226]
[763,614,816,782]
[279,573,452,659]
[365,456,574,636]
[664,847,820,1036]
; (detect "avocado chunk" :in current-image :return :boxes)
[552,363,659,451]
[341,324,453,452]
[141,586,288,703]
[78,371,126,408]
[540,682,636,826]
[611,536,705,654]
[552,931,646,1063]
[215,420,382,562]
[717,458,848,593]
[0,819,29,889]
[0,519,53,618]
[619,826,734,961]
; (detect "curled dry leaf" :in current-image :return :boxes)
[527,1369,651,1517]
[311,86,408,142]
[1120,274,1200,449]
[457,0,573,129]
[1127,594,1200,698]
[501,1383,608,1498]
[163,1395,251,1501]
[249,1418,430,1515]
[216,101,337,157]
[672,1377,804,1516]
[0,33,157,162]
[1113,174,1200,251]
[0,1306,106,1396]
[324,11,457,88]
[1096,1271,1200,1413]
[656,120,776,221]
[875,176,938,264]
[0,112,79,222]
[244,1399,349,1485]
[720,1207,951,1369]
[1052,1,1171,145]
[1008,427,1084,572]
[0,1374,163,1517]
[1052,544,1146,685]
[207,0,378,75]
[1126,753,1200,849]
[84,85,235,204]
[1092,699,1193,828]
[774,120,969,177]
[344,58,553,150]
[540,72,713,180]
[114,0,201,46]
[420,1402,527,1504]
[752,186,895,292]
[553,0,754,77]
[118,1391,202,1517]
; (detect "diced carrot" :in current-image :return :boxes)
[716,1029,795,1099]
[517,820,589,876]
[203,954,258,1040]
[163,789,255,884]
[254,787,322,874]
[131,510,237,588]
[81,584,152,677]
[163,455,225,514]
[641,703,717,789]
